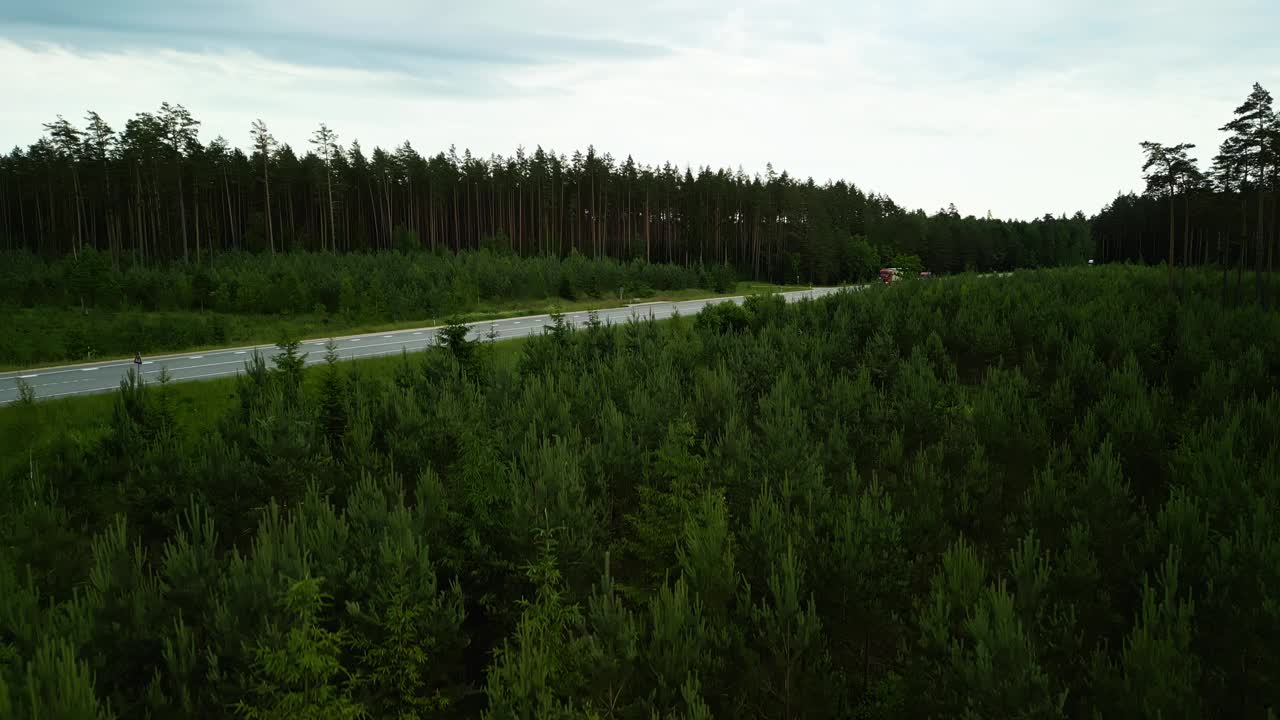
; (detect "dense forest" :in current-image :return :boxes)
[1093,83,1279,303]
[0,105,1090,283]
[2,265,1278,718]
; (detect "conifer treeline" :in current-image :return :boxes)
[0,105,1089,282]
[1093,83,1280,303]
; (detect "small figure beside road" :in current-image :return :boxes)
[133,352,143,368]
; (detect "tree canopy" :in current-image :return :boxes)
[0,105,1088,282]
[1094,82,1279,305]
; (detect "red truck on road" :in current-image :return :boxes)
[879,268,931,284]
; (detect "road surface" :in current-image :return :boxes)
[1,286,850,405]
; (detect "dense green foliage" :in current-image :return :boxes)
[0,106,1088,283]
[0,249,733,315]
[0,248,740,365]
[3,265,1278,718]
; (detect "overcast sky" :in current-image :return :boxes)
[3,1,1277,219]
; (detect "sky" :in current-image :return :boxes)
[2,0,1278,220]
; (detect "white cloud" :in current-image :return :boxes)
[3,1,1278,219]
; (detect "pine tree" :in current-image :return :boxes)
[908,539,1066,719]
[344,532,468,718]
[819,471,908,698]
[1217,84,1279,305]
[250,119,277,253]
[8,639,114,720]
[311,123,340,252]
[581,554,643,717]
[643,578,712,714]
[80,516,166,715]
[625,417,707,583]
[747,542,835,720]
[41,115,86,257]
[1140,141,1200,290]
[154,501,222,716]
[270,337,308,407]
[435,319,476,371]
[1092,551,1202,719]
[482,529,589,720]
[158,102,201,262]
[318,339,348,450]
[236,575,365,720]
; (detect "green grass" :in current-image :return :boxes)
[3,282,806,371]
[0,377,232,482]
[0,332,539,482]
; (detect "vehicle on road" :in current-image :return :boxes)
[880,268,931,283]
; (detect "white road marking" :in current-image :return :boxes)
[349,338,361,342]
[23,355,244,392]
[235,351,246,354]
[383,335,393,338]
[413,332,423,335]
[34,363,250,399]
[20,374,37,378]
[142,361,153,365]
[81,367,99,372]
[189,356,204,360]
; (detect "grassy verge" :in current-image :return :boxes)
[0,333,538,481]
[2,282,804,370]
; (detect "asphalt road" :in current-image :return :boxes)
[1,286,851,405]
